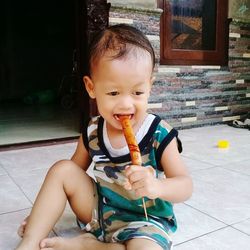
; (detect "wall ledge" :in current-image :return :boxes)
[231,19,250,26]
[110,4,162,16]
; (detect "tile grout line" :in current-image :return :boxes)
[182,154,250,168]
[0,207,32,216]
[228,218,250,237]
[183,202,231,226]
[219,166,250,177]
[185,162,250,179]
[181,155,221,167]
[1,164,66,238]
[229,226,250,237]
[2,165,35,206]
[173,225,230,247]
[190,166,218,173]
[183,204,250,238]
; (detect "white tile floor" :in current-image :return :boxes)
[0,125,250,250]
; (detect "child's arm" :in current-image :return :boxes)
[157,138,193,203]
[125,138,193,203]
[71,135,91,171]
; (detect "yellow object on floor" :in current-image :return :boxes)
[217,140,230,148]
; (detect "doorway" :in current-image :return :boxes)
[0,0,89,146]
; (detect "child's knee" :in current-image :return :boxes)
[47,159,80,177]
[126,238,163,250]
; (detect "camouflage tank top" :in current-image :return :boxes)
[82,114,182,234]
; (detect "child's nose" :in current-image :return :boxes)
[118,95,134,109]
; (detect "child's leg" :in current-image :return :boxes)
[16,160,95,250]
[40,236,164,250]
[126,238,164,250]
[40,233,126,250]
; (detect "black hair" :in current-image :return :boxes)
[88,24,155,75]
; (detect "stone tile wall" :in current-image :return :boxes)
[109,5,250,129]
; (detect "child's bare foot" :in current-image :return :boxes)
[40,233,99,250]
[17,216,29,238]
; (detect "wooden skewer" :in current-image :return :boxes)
[119,115,148,221]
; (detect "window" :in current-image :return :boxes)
[158,0,229,65]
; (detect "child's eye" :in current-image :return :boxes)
[133,91,144,96]
[107,91,119,96]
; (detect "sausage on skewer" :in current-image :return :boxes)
[119,115,148,221]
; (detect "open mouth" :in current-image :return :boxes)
[114,114,133,121]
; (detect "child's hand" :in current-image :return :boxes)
[124,165,159,199]
[17,216,29,237]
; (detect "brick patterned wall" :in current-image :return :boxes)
[109,6,250,129]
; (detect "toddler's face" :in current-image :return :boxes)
[84,53,153,132]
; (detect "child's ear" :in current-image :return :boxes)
[83,76,95,99]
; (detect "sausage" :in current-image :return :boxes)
[119,115,148,220]
[119,115,142,166]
